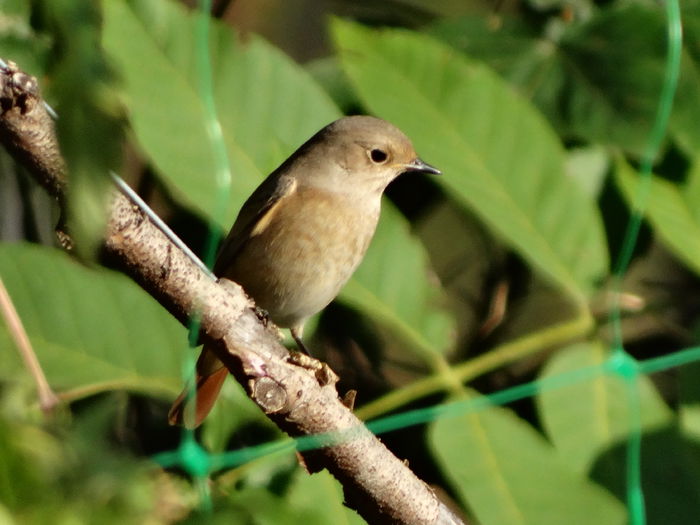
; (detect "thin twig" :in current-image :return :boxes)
[0,275,60,414]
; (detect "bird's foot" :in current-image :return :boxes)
[287,351,338,387]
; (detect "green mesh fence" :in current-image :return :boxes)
[145,1,690,524]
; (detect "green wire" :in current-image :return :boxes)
[171,0,233,497]
[610,0,683,354]
[639,346,700,375]
[606,2,682,523]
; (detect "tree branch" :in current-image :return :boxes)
[0,59,463,525]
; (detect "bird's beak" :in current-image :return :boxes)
[403,158,441,175]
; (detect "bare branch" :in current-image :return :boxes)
[0,59,464,525]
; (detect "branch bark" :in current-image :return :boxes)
[0,59,464,525]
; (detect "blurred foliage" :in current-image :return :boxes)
[1,0,700,523]
[0,388,192,524]
[32,0,125,260]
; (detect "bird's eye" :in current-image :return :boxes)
[369,148,388,164]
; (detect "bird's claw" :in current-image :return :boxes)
[287,351,338,387]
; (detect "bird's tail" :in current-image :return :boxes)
[168,348,228,428]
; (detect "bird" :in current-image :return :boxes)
[168,115,440,428]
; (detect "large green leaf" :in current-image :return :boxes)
[537,342,672,475]
[615,160,700,277]
[429,391,626,525]
[429,12,542,83]
[332,19,608,302]
[538,342,700,524]
[102,0,341,225]
[339,201,455,360]
[0,242,184,398]
[430,4,700,157]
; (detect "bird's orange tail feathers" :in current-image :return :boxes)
[168,349,228,429]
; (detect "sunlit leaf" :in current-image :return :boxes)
[333,19,608,301]
[431,5,700,156]
[0,242,184,398]
[102,0,341,225]
[429,390,626,525]
[615,160,700,277]
[537,342,672,475]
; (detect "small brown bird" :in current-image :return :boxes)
[169,115,440,427]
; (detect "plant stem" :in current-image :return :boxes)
[357,307,594,421]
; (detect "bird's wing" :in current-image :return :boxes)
[213,172,297,275]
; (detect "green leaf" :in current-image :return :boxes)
[0,396,170,522]
[554,4,669,155]
[339,201,455,360]
[680,361,700,443]
[102,0,341,225]
[216,474,361,525]
[429,13,542,81]
[564,145,610,199]
[665,0,700,156]
[36,2,123,259]
[538,343,700,524]
[537,342,672,475]
[216,487,307,525]
[0,242,185,398]
[333,19,608,302]
[615,160,700,277]
[431,5,700,157]
[429,391,627,525]
[684,159,700,225]
[286,470,365,525]
[0,1,49,79]
[588,425,700,525]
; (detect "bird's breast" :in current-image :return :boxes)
[224,187,381,328]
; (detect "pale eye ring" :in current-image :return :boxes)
[369,148,388,164]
